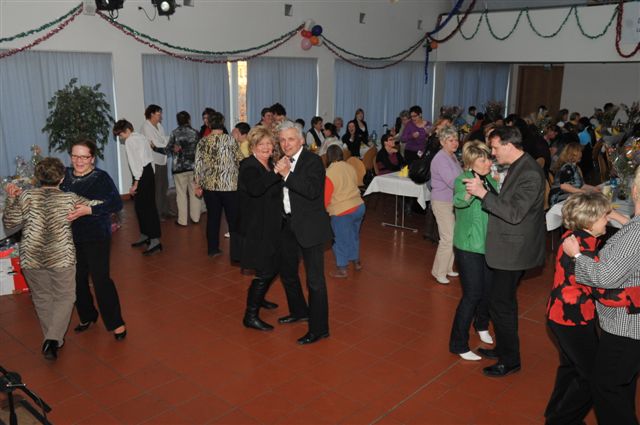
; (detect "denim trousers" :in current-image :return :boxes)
[449,248,492,354]
[330,203,365,267]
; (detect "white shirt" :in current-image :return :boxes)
[318,137,346,156]
[305,128,324,148]
[282,147,303,214]
[125,132,154,181]
[140,120,169,166]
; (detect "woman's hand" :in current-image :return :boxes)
[5,183,22,198]
[129,181,138,197]
[562,235,581,257]
[194,184,203,198]
[412,131,420,139]
[68,204,92,221]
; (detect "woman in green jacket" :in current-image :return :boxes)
[449,141,498,361]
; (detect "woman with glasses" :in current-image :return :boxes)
[401,105,431,165]
[60,139,127,341]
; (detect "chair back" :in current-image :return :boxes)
[342,148,352,160]
[362,147,377,172]
[346,157,366,186]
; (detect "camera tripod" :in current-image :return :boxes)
[0,365,51,425]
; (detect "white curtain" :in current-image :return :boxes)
[334,60,433,137]
[0,51,118,181]
[442,63,510,113]
[246,57,317,126]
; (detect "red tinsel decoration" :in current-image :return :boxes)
[615,0,640,58]
[0,4,83,60]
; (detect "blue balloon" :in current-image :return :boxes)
[311,25,323,36]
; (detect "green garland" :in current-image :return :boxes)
[457,5,617,41]
[0,4,82,43]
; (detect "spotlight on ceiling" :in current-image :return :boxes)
[95,0,124,11]
[152,0,177,17]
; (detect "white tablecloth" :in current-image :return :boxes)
[546,198,634,231]
[363,172,431,208]
[0,213,21,241]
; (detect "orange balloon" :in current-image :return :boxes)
[430,40,438,49]
[310,36,319,46]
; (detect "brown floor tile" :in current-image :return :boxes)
[108,393,170,424]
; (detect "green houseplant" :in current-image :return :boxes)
[42,78,114,159]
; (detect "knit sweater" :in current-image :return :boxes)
[324,162,363,216]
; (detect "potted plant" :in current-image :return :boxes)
[42,78,114,159]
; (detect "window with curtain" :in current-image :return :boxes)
[246,57,318,126]
[442,63,511,113]
[334,60,434,138]
[0,50,118,183]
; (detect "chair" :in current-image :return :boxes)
[373,158,380,176]
[346,157,366,187]
[342,148,351,160]
[362,147,377,173]
[320,154,327,168]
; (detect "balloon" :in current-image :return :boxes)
[430,40,438,49]
[301,38,312,50]
[311,25,323,36]
[301,30,312,38]
[304,19,315,31]
[310,36,319,46]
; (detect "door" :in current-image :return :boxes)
[516,65,564,118]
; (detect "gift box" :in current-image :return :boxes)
[0,257,29,296]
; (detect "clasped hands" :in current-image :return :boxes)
[274,156,292,178]
[462,174,487,199]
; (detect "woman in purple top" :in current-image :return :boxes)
[429,125,462,285]
[401,105,431,165]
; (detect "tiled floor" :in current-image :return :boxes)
[0,195,637,424]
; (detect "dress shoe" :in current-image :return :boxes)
[432,273,450,285]
[42,340,58,360]
[74,319,96,333]
[477,330,494,344]
[353,260,362,271]
[261,299,279,310]
[278,315,309,324]
[478,348,499,360]
[208,249,222,258]
[142,244,163,256]
[131,238,150,247]
[482,362,521,377]
[447,271,459,277]
[175,220,188,227]
[297,332,329,345]
[114,329,127,341]
[243,316,274,331]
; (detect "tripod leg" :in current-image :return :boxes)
[7,392,17,425]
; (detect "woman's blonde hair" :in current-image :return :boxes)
[552,142,582,174]
[561,192,611,231]
[247,125,281,161]
[462,141,491,170]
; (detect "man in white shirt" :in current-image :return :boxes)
[140,104,170,219]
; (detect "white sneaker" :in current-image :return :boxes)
[478,330,494,344]
[431,273,450,285]
[224,232,230,238]
[447,271,459,277]
[459,351,481,361]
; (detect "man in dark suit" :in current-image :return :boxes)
[274,121,333,345]
[464,126,545,377]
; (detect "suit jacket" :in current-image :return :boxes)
[482,152,546,271]
[236,155,282,271]
[285,149,333,248]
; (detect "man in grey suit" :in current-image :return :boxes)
[464,126,545,377]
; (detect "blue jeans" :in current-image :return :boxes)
[330,203,365,267]
[449,248,492,354]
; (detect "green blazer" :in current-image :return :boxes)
[452,170,498,254]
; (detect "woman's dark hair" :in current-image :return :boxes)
[207,111,226,130]
[202,107,216,118]
[260,107,272,117]
[35,157,65,186]
[69,139,97,157]
[176,111,191,126]
[113,119,134,135]
[323,123,337,137]
[381,134,391,144]
[311,116,323,126]
[326,144,344,166]
[354,108,364,120]
[144,104,162,119]
[295,118,305,128]
[270,103,286,117]
[409,105,422,115]
[235,122,251,135]
[475,112,485,121]
[578,117,592,130]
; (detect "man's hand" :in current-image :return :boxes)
[129,181,138,197]
[562,235,581,258]
[68,204,92,221]
[172,145,182,154]
[274,157,291,177]
[463,175,487,199]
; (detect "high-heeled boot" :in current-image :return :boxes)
[243,278,274,331]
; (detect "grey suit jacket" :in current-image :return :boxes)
[482,152,546,271]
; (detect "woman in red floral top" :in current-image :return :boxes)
[545,192,640,425]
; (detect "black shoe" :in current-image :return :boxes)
[478,348,499,360]
[482,362,521,377]
[131,239,150,247]
[142,244,163,256]
[42,340,58,360]
[297,332,329,345]
[278,315,309,324]
[114,329,127,341]
[74,319,96,333]
[208,249,222,258]
[243,316,274,331]
[261,299,279,310]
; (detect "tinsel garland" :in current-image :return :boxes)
[322,39,424,70]
[0,5,83,60]
[321,35,425,61]
[97,11,302,63]
[0,4,82,43]
[428,0,477,43]
[423,0,465,83]
[615,0,640,58]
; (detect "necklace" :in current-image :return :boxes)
[73,167,94,177]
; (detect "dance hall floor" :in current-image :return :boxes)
[1,194,634,424]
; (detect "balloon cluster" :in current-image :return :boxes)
[300,20,323,50]
[426,39,438,53]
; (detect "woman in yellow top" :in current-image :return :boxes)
[324,145,365,278]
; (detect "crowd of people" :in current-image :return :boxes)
[3,98,640,424]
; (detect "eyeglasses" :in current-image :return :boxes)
[410,114,419,119]
[71,154,92,161]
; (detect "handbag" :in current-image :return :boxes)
[423,202,440,243]
[408,151,433,184]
